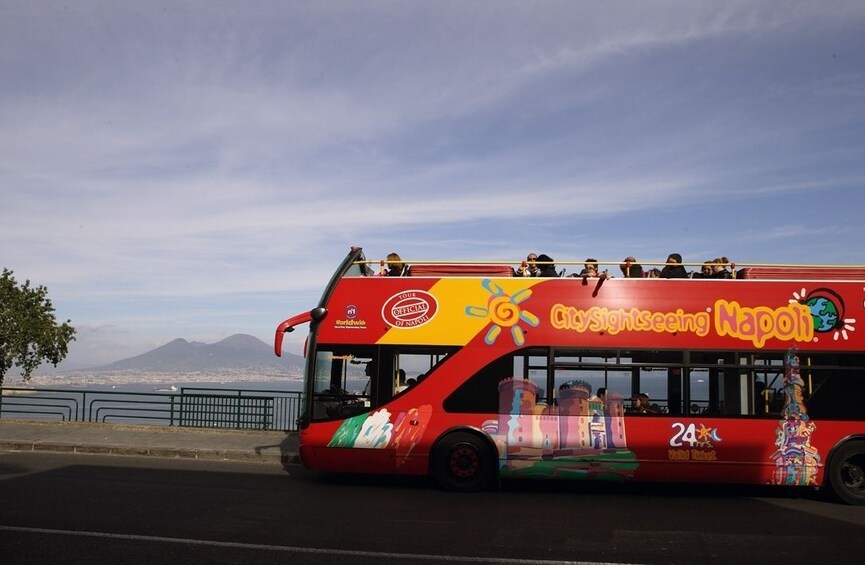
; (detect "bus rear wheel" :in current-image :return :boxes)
[432,432,493,492]
[829,442,865,505]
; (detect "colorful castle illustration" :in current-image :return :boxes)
[770,346,821,486]
[483,377,637,480]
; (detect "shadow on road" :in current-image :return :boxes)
[290,465,834,505]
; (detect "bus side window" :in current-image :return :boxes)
[804,355,865,420]
[444,354,515,414]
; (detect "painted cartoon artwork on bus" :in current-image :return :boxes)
[327,405,433,467]
[770,346,821,486]
[791,287,855,342]
[481,378,638,480]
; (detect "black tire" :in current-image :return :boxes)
[829,442,865,505]
[432,432,494,492]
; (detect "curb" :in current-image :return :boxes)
[0,440,292,464]
[0,419,297,436]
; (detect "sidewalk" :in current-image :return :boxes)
[0,419,299,466]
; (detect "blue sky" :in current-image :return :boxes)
[2,1,864,371]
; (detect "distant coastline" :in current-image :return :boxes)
[7,367,304,389]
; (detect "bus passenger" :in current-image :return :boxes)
[516,253,540,277]
[619,257,643,278]
[384,252,407,276]
[579,258,600,278]
[646,268,661,278]
[395,368,407,392]
[754,381,771,414]
[596,387,607,404]
[629,393,657,414]
[661,253,689,279]
[536,254,559,277]
[363,360,377,395]
[711,257,735,279]
[695,261,714,279]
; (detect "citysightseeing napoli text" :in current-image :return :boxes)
[549,299,813,348]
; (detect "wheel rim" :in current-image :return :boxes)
[841,460,865,492]
[449,444,480,479]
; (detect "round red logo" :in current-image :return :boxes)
[382,290,438,329]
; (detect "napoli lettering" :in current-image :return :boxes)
[550,305,710,337]
[714,299,812,348]
[550,299,815,348]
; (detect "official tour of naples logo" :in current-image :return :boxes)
[346,305,357,319]
[382,290,438,329]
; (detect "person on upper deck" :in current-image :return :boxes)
[516,253,541,277]
[383,252,408,276]
[579,258,600,278]
[695,261,714,279]
[711,257,735,279]
[619,257,644,278]
[536,254,559,277]
[661,253,689,278]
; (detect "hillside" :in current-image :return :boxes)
[96,334,304,373]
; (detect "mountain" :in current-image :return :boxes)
[95,334,304,373]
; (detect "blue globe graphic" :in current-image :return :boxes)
[806,296,839,332]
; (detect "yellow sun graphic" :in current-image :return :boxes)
[465,279,539,346]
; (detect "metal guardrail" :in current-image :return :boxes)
[0,387,302,431]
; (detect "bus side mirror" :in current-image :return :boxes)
[311,307,327,322]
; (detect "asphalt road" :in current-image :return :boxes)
[2,452,865,565]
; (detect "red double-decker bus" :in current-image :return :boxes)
[275,247,865,503]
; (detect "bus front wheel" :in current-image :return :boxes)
[432,432,493,492]
[829,442,865,505]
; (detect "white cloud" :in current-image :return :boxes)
[3,1,865,365]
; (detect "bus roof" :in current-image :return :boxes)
[276,246,865,355]
[738,267,865,280]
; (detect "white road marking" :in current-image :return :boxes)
[0,524,629,564]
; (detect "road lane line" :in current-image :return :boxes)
[0,524,626,564]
